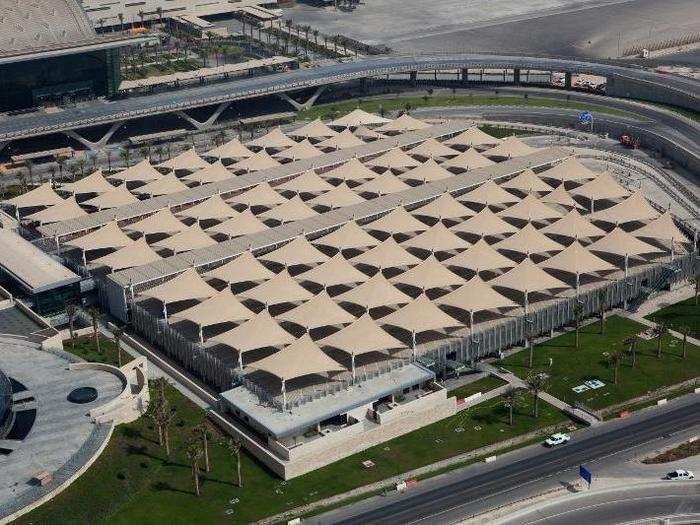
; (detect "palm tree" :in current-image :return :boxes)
[186,435,204,496]
[652,323,667,358]
[525,371,549,418]
[604,348,624,385]
[195,422,211,472]
[156,6,163,27]
[680,325,691,359]
[573,303,584,349]
[106,149,113,172]
[501,387,522,426]
[47,165,57,186]
[623,335,639,367]
[119,147,131,168]
[112,326,125,367]
[65,304,77,348]
[138,10,145,28]
[597,288,606,334]
[87,306,101,353]
[156,401,176,456]
[225,438,243,487]
[118,13,124,33]
[146,393,164,445]
[76,157,87,178]
[56,156,66,180]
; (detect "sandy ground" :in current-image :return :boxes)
[283,0,700,58]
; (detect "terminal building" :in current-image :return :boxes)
[0,0,142,111]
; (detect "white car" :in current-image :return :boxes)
[544,433,571,447]
[666,469,695,480]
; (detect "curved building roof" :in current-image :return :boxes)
[0,0,96,55]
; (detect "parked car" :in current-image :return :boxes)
[666,469,694,480]
[544,433,571,447]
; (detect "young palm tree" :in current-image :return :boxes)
[186,435,204,496]
[112,326,125,367]
[65,304,77,348]
[87,306,101,353]
[501,386,522,426]
[652,323,667,359]
[146,392,164,445]
[680,325,691,359]
[597,288,606,334]
[573,303,584,350]
[525,371,549,419]
[195,422,211,473]
[623,335,639,367]
[156,401,177,456]
[604,348,624,385]
[226,438,243,487]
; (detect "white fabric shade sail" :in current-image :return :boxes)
[443,238,516,272]
[442,149,495,171]
[540,209,606,239]
[498,194,564,223]
[380,294,462,335]
[450,207,519,237]
[571,171,630,201]
[587,227,665,257]
[205,251,275,284]
[402,222,471,252]
[204,138,253,161]
[308,184,366,209]
[4,183,65,210]
[437,275,518,313]
[157,148,210,173]
[206,210,268,238]
[65,221,132,251]
[238,269,314,305]
[314,221,380,250]
[60,170,114,195]
[494,223,564,254]
[170,289,254,327]
[273,139,323,161]
[135,174,189,197]
[82,185,138,210]
[320,158,378,182]
[277,291,356,329]
[632,211,688,242]
[540,184,585,210]
[588,191,660,224]
[539,157,597,183]
[490,257,569,294]
[152,225,217,254]
[123,208,188,236]
[277,170,335,194]
[443,127,502,149]
[259,196,318,223]
[247,127,296,150]
[318,129,365,151]
[319,314,406,355]
[460,180,519,207]
[297,253,369,287]
[25,196,87,224]
[351,237,422,268]
[141,268,217,305]
[92,238,161,271]
[353,125,385,140]
[177,195,237,222]
[289,119,338,140]
[227,182,287,208]
[539,241,618,275]
[501,169,552,194]
[231,150,281,173]
[259,236,329,267]
[182,161,234,185]
[412,193,475,220]
[335,272,412,309]
[377,113,431,133]
[407,138,457,159]
[365,148,421,171]
[250,334,345,382]
[211,310,294,355]
[109,159,162,184]
[330,109,391,128]
[354,172,411,195]
[390,256,465,290]
[484,136,537,159]
[400,159,453,183]
[366,207,428,235]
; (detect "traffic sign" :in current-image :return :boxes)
[579,465,592,487]
[579,111,593,125]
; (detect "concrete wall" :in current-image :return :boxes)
[606,75,699,114]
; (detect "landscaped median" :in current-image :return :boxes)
[16,338,571,525]
[497,315,700,414]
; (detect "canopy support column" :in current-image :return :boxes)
[238,351,243,370]
[576,271,580,296]
[351,354,356,383]
[162,302,168,322]
[469,310,475,342]
[411,330,417,360]
[281,379,287,411]
[82,249,87,267]
[524,290,529,315]
[198,325,204,344]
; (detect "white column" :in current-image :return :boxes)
[624,253,629,279]
[162,302,168,321]
[351,353,356,383]
[55,234,61,256]
[576,271,580,296]
[524,290,529,315]
[670,237,675,262]
[198,325,204,344]
[82,249,87,267]
[238,351,243,370]
[411,330,417,360]
[281,379,287,411]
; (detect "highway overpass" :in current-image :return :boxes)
[0,53,697,147]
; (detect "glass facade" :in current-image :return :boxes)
[0,48,121,111]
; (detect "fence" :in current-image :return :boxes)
[131,302,236,391]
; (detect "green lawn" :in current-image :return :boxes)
[17,341,567,525]
[297,94,636,121]
[647,296,700,339]
[497,315,700,411]
[66,335,122,365]
[448,375,506,400]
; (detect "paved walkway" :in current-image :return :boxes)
[0,337,122,513]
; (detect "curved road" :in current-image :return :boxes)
[0,53,697,141]
[319,399,700,525]
[495,483,700,525]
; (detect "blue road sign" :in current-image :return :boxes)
[579,111,593,125]
[579,465,592,486]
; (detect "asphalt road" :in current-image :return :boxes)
[322,398,700,525]
[0,53,697,141]
[497,483,700,524]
